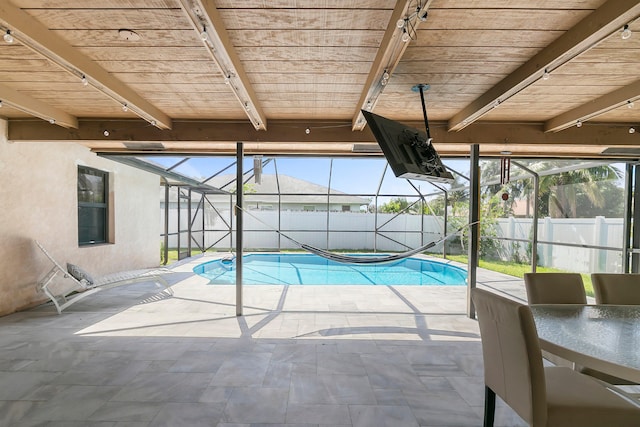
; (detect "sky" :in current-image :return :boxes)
[148,155,470,199]
[147,155,627,207]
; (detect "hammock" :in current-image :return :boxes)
[299,225,466,264]
[238,206,472,265]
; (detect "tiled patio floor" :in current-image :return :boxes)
[0,255,530,427]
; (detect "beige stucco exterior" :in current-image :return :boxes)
[0,119,160,316]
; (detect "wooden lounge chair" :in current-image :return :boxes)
[35,240,173,314]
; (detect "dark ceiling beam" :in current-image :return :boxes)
[8,119,373,144]
[447,0,640,132]
[545,79,640,132]
[7,119,637,155]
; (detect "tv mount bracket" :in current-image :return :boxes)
[411,83,432,144]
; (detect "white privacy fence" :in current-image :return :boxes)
[493,216,624,273]
[239,210,446,251]
[163,205,625,273]
[164,208,447,253]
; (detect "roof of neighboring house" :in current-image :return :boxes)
[164,174,370,206]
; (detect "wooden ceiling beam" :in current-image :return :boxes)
[177,0,267,130]
[7,119,638,159]
[352,0,432,131]
[545,79,640,132]
[447,0,640,132]
[0,82,78,128]
[0,2,172,130]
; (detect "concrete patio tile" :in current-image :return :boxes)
[0,258,532,426]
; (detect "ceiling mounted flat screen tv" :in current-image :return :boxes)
[362,110,454,183]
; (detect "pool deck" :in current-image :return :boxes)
[0,254,531,426]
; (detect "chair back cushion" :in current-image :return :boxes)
[67,263,95,287]
[591,273,640,305]
[472,288,547,425]
[524,272,586,304]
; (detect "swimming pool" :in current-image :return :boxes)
[193,253,466,286]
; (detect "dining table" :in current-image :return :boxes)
[530,304,640,384]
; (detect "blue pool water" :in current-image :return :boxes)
[193,253,466,286]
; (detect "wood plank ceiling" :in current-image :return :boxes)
[0,0,639,158]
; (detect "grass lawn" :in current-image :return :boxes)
[441,254,594,297]
[161,249,204,265]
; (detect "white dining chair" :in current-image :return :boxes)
[471,288,640,427]
[591,273,640,305]
[523,272,586,304]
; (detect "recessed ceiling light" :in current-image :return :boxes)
[118,29,140,41]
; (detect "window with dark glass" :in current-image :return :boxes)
[78,166,108,245]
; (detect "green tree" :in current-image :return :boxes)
[424,196,445,216]
[522,162,621,218]
[481,160,623,218]
[574,180,624,217]
[379,197,412,213]
[427,174,469,217]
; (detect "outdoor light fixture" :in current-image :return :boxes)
[449,2,640,132]
[0,85,77,127]
[177,0,266,130]
[546,88,640,132]
[396,3,424,43]
[543,69,550,80]
[0,2,171,129]
[630,127,636,134]
[81,75,88,86]
[380,69,390,86]
[622,24,632,40]
[576,120,583,128]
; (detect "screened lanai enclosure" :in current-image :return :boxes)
[105,154,640,278]
[124,156,458,262]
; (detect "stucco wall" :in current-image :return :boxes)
[0,120,160,316]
